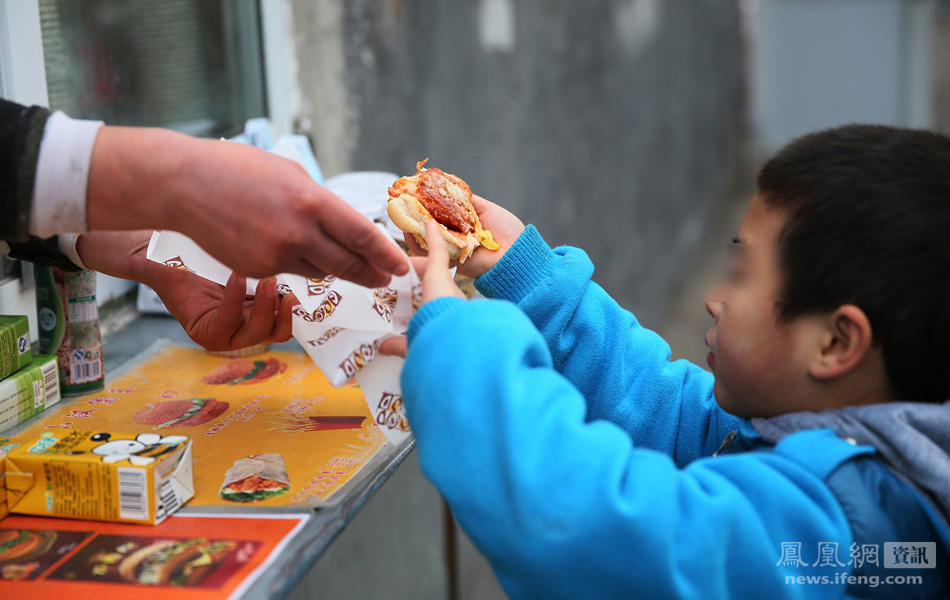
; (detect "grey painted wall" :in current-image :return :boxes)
[292,0,747,326]
[749,0,935,157]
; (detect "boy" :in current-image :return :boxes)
[387,125,950,598]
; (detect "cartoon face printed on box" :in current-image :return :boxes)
[88,433,189,466]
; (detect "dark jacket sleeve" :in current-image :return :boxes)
[1,98,51,243]
[4,236,81,271]
[1,99,80,270]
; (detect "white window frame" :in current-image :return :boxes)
[0,0,294,337]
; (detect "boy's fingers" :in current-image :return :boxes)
[424,219,449,267]
[378,335,407,358]
[421,220,463,303]
[404,233,427,256]
[409,256,429,277]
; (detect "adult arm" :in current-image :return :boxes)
[84,126,407,285]
[1,98,408,286]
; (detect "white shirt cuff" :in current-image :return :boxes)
[29,112,104,238]
[57,233,88,270]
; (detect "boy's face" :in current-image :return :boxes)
[704,194,821,418]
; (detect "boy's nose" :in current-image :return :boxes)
[705,300,722,320]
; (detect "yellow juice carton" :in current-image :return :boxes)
[0,437,15,520]
[2,430,194,525]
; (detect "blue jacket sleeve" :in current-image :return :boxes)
[474,226,741,464]
[403,298,854,600]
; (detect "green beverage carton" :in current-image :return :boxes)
[0,355,61,434]
[0,315,32,380]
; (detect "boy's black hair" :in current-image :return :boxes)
[757,124,950,402]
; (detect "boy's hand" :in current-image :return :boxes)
[403,195,525,279]
[419,219,467,303]
[378,219,467,359]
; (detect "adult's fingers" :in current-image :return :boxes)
[319,200,409,277]
[210,273,248,341]
[303,226,394,288]
[238,277,279,345]
[271,293,296,343]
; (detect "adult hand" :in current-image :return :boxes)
[77,231,294,352]
[145,268,295,353]
[403,195,525,279]
[86,127,409,287]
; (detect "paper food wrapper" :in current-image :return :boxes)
[146,229,418,445]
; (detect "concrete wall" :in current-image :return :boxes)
[934,0,950,133]
[286,1,747,598]
[748,0,935,158]
[291,0,746,325]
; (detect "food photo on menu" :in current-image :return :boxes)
[0,513,309,597]
[45,534,253,588]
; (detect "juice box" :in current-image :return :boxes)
[0,315,32,380]
[2,430,194,525]
[0,355,60,434]
[0,437,15,520]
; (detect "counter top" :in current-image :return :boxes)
[7,312,415,599]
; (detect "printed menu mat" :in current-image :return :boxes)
[0,512,309,599]
[10,345,391,507]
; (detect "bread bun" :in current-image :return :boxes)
[387,193,478,261]
[387,160,498,263]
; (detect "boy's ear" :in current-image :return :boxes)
[810,304,874,381]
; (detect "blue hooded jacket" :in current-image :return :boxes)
[401,226,950,599]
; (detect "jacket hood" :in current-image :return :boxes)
[750,401,950,527]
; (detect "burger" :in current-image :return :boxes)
[132,398,229,429]
[387,159,499,262]
[0,529,56,564]
[220,453,291,503]
[115,538,236,586]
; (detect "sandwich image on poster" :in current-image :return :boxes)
[46,534,254,588]
[0,528,92,581]
[219,453,291,503]
[202,358,287,386]
[133,398,230,429]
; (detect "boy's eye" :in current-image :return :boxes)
[725,259,747,284]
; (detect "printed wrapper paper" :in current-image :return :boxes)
[146,230,418,444]
[146,231,260,296]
